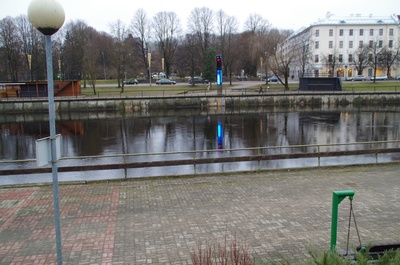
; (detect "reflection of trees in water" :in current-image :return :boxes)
[2,108,400,160]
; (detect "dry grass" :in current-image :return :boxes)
[191,235,252,265]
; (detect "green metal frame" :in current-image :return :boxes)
[330,190,355,251]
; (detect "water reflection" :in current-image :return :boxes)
[1,106,400,184]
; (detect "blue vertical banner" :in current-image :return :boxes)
[216,55,222,86]
[216,70,223,85]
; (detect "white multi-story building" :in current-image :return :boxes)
[281,13,400,79]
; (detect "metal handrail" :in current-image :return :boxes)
[0,140,397,164]
[1,140,399,168]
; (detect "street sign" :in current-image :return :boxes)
[36,134,62,166]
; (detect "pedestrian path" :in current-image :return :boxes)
[1,164,400,264]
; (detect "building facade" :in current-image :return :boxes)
[281,13,400,79]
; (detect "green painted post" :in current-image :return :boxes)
[330,190,355,252]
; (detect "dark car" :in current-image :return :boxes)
[188,77,208,84]
[155,79,176,85]
[124,78,139,85]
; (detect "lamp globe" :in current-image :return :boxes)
[28,0,65,35]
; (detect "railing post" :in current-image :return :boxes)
[318,145,321,166]
[193,151,197,175]
[123,154,128,179]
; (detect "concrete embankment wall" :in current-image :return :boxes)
[1,93,400,113]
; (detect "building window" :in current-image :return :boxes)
[329,29,333,36]
[348,54,353,63]
[339,29,343,36]
[315,29,319,37]
[329,41,333,49]
[389,40,393,48]
[315,41,319,49]
[359,41,363,48]
[349,29,353,36]
[370,29,374,36]
[315,55,319,63]
[328,54,333,63]
[368,54,373,62]
[389,28,393,36]
[369,40,373,48]
[360,29,364,36]
[379,29,383,36]
[379,40,383,48]
[339,41,343,49]
[339,54,343,63]
[349,41,353,48]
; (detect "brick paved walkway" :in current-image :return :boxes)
[1,164,400,265]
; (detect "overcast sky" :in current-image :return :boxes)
[1,0,399,33]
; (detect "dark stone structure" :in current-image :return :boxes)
[299,77,342,91]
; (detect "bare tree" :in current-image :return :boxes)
[96,32,114,80]
[368,40,385,82]
[130,9,152,81]
[109,19,129,91]
[271,50,294,90]
[321,48,341,77]
[0,17,21,81]
[292,31,313,78]
[243,13,271,76]
[177,33,202,80]
[63,20,89,82]
[15,15,34,81]
[352,45,370,75]
[187,7,214,69]
[381,46,399,77]
[266,28,292,88]
[152,11,181,78]
[82,27,103,95]
[215,10,239,84]
[244,13,270,34]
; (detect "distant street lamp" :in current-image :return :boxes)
[148,51,152,86]
[27,0,65,264]
[102,52,106,80]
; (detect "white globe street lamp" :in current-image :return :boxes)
[28,0,65,35]
[28,1,65,264]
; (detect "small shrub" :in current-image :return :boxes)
[191,235,252,265]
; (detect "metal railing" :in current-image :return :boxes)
[1,140,400,182]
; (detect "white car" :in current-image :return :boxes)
[352,75,366,81]
[370,75,387,81]
[155,79,176,85]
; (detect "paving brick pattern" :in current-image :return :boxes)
[1,164,400,264]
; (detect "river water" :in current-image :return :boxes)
[1,105,400,185]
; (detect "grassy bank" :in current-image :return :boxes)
[82,80,400,97]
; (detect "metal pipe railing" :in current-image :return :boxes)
[1,140,400,178]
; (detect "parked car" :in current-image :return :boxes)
[188,77,208,84]
[155,79,176,85]
[267,76,279,82]
[370,75,388,81]
[352,75,366,81]
[396,76,400,80]
[123,78,139,85]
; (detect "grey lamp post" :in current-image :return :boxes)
[27,1,65,264]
